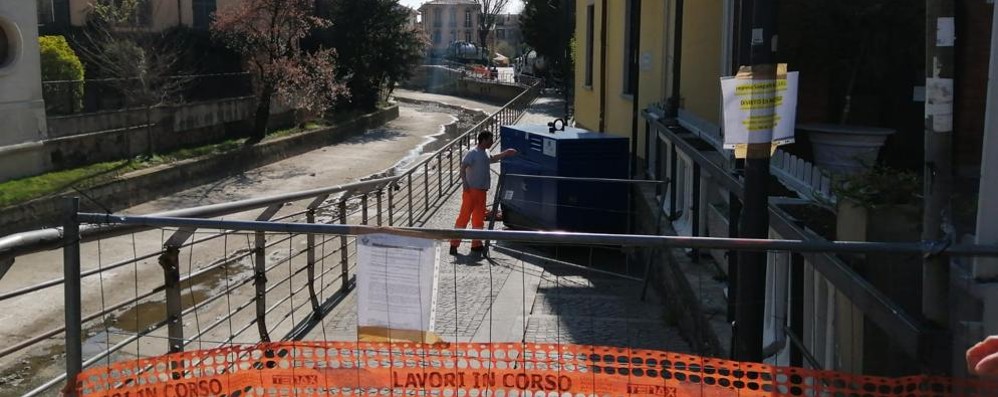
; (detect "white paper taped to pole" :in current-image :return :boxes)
[721,69,799,150]
[357,233,440,341]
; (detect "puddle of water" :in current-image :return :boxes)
[112,251,254,333]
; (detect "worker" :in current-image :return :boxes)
[450,130,517,255]
[968,335,998,376]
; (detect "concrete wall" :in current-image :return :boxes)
[0,0,49,180]
[37,96,287,174]
[0,105,400,235]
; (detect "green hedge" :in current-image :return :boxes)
[39,35,85,114]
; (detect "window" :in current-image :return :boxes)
[584,4,594,87]
[465,31,472,42]
[451,31,456,43]
[449,8,457,27]
[433,30,441,44]
[433,9,442,27]
[622,0,640,96]
[464,9,472,28]
[192,0,216,29]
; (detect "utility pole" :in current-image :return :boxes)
[922,0,954,328]
[732,0,778,362]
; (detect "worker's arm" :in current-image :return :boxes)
[460,164,471,190]
[490,148,518,163]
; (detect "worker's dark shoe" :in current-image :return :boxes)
[449,246,459,256]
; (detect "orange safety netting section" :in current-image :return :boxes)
[75,342,998,397]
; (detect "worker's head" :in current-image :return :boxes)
[477,131,494,147]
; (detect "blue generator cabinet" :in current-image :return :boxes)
[499,124,630,234]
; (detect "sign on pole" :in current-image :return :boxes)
[721,64,799,158]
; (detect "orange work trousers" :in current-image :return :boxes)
[451,188,488,248]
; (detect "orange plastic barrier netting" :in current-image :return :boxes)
[74,342,998,397]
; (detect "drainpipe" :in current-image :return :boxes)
[177,0,183,27]
[630,0,642,176]
[598,0,607,132]
[973,0,998,337]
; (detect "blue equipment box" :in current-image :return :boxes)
[498,124,630,234]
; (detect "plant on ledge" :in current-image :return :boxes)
[831,166,921,210]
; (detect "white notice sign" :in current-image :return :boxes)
[357,234,440,335]
[721,70,799,149]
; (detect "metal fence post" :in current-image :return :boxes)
[62,198,82,396]
[407,174,414,226]
[437,156,443,199]
[253,229,271,342]
[361,193,369,225]
[376,190,383,226]
[306,209,320,313]
[338,199,350,292]
[158,246,184,352]
[449,149,455,186]
[388,186,395,226]
[424,163,430,212]
[252,204,280,343]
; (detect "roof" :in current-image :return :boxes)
[419,0,478,11]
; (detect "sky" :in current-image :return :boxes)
[399,0,525,13]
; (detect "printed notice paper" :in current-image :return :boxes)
[357,234,440,342]
[721,66,799,151]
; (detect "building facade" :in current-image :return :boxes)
[37,0,233,34]
[491,13,521,57]
[0,0,49,181]
[576,0,998,379]
[419,0,480,57]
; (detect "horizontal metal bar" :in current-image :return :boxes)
[504,174,666,185]
[651,118,744,199]
[79,213,998,257]
[0,179,392,260]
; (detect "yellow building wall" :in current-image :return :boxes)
[573,0,600,131]
[678,0,723,126]
[573,0,672,162]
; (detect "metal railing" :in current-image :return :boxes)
[0,80,542,396]
[42,72,254,116]
[642,111,958,373]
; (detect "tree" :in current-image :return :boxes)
[521,0,574,116]
[39,35,85,114]
[521,0,574,77]
[212,0,346,140]
[316,0,428,110]
[74,0,189,155]
[475,0,512,62]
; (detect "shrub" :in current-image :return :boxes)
[39,35,85,114]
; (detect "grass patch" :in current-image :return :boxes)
[0,121,338,208]
[0,104,392,209]
[0,160,141,207]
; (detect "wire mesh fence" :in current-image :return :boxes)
[42,73,254,116]
[0,81,543,396]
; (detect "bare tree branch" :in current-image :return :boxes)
[475,0,512,60]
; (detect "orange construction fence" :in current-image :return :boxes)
[74,342,998,397]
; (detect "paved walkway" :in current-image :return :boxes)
[308,95,691,353]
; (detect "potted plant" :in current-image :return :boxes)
[794,0,922,175]
[831,165,923,375]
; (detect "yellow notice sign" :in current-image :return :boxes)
[721,64,799,155]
